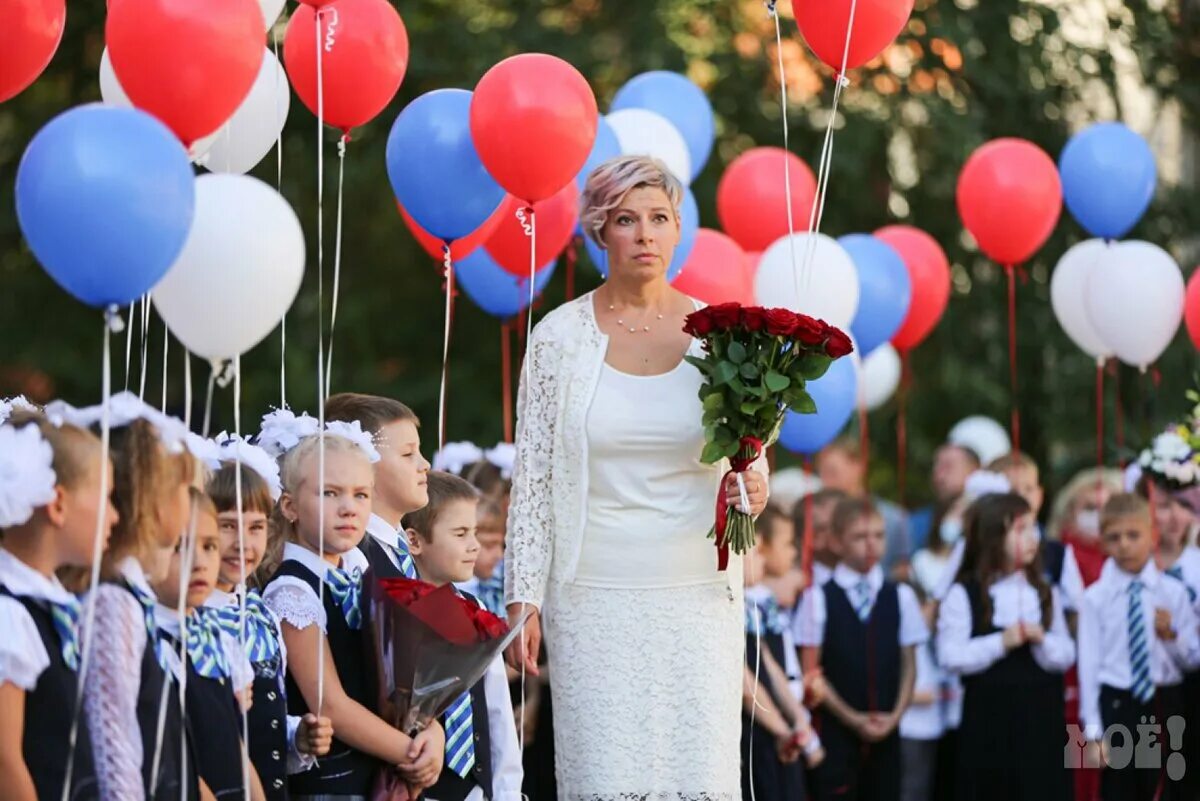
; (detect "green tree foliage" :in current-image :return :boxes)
[2,0,1199,503]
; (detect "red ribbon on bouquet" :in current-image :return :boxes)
[715,436,764,571]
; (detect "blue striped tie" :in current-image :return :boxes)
[126,581,171,671]
[1127,579,1155,704]
[1165,565,1198,603]
[444,691,475,778]
[383,539,418,580]
[853,579,873,622]
[210,590,281,665]
[49,597,82,671]
[325,566,363,630]
[185,611,231,680]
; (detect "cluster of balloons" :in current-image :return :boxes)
[389,53,597,318]
[1048,123,1181,371]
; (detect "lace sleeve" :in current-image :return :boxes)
[83,585,148,801]
[0,597,50,691]
[505,327,560,610]
[262,579,326,633]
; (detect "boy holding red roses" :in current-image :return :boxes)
[402,472,523,801]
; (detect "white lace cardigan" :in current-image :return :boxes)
[504,293,759,610]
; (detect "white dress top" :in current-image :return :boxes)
[0,548,77,690]
[574,344,725,589]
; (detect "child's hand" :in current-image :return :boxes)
[775,733,801,764]
[1084,740,1107,769]
[803,670,827,708]
[397,723,445,789]
[860,712,896,743]
[1155,608,1176,642]
[1001,624,1026,651]
[1023,623,1046,644]
[236,683,254,713]
[297,714,333,757]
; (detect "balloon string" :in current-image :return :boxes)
[61,309,118,801]
[203,369,216,438]
[501,322,514,444]
[324,136,348,399]
[316,402,327,714]
[1005,264,1020,452]
[856,353,869,474]
[1114,362,1125,466]
[1096,358,1105,470]
[275,26,287,411]
[897,349,911,505]
[565,237,578,302]
[160,319,169,414]
[139,294,151,401]
[184,350,193,430]
[517,206,537,347]
[233,356,252,801]
[123,301,135,391]
[438,245,455,452]
[314,10,328,710]
[157,484,197,801]
[768,2,800,308]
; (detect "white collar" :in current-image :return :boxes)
[117,556,155,597]
[367,513,402,550]
[834,562,883,592]
[744,584,774,604]
[454,576,482,596]
[204,587,236,609]
[1107,559,1161,592]
[0,548,75,605]
[153,602,186,638]
[282,542,363,580]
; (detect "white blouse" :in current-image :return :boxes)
[83,557,158,801]
[0,548,77,690]
[574,349,724,589]
[936,573,1076,676]
[262,543,368,633]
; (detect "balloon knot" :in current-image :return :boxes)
[104,306,126,334]
[337,136,348,157]
[213,360,237,389]
[764,0,778,16]
[515,206,535,238]
[835,73,851,88]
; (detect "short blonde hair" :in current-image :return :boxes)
[580,156,684,248]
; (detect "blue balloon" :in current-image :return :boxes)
[575,115,622,192]
[456,249,557,319]
[583,187,699,282]
[777,356,857,455]
[386,89,506,242]
[15,104,195,308]
[612,71,715,181]
[841,234,912,357]
[1059,122,1156,239]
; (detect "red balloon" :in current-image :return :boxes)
[672,229,752,305]
[484,184,579,277]
[795,0,914,72]
[956,138,1062,265]
[106,0,261,146]
[284,0,409,134]
[1,0,65,103]
[716,147,817,253]
[398,201,507,263]
[875,225,950,352]
[470,54,597,202]
[1186,269,1200,352]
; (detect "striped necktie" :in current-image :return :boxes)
[185,611,231,681]
[382,539,418,580]
[444,691,476,779]
[126,581,171,670]
[326,566,363,630]
[476,575,505,617]
[1127,579,1155,704]
[853,579,873,622]
[1165,564,1198,603]
[209,590,281,665]
[49,597,82,671]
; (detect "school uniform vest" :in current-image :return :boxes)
[956,580,1069,801]
[267,561,379,796]
[1042,540,1066,588]
[424,590,494,801]
[0,588,98,801]
[113,581,198,801]
[820,579,901,713]
[159,630,246,800]
[245,650,290,801]
[358,535,406,581]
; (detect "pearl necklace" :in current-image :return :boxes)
[609,304,665,334]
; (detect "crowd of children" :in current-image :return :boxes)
[6,382,1200,801]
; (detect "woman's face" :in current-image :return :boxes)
[600,186,680,281]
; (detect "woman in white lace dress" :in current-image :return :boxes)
[504,156,770,800]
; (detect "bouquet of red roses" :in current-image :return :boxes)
[366,575,530,800]
[683,303,853,569]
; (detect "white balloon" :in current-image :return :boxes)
[100,48,220,160]
[1051,239,1112,361]
[1085,240,1184,369]
[201,48,291,175]
[260,0,285,30]
[755,233,860,329]
[948,416,1011,466]
[153,175,305,362]
[859,344,901,411]
[606,108,692,185]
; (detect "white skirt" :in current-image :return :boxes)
[543,576,744,801]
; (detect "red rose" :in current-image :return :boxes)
[740,306,767,332]
[764,308,796,336]
[790,314,826,346]
[379,577,439,607]
[468,605,509,641]
[706,302,742,330]
[825,326,854,358]
[683,308,715,338]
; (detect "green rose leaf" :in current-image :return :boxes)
[712,360,738,385]
[739,362,760,380]
[764,370,790,392]
[727,340,748,364]
[701,441,727,464]
[790,391,817,414]
[797,352,833,381]
[684,355,713,375]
